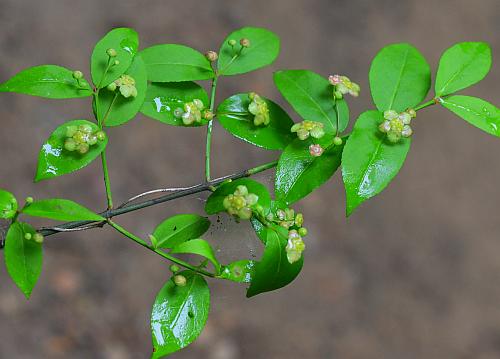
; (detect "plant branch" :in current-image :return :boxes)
[107,220,216,277]
[205,75,219,182]
[100,150,114,209]
[33,160,278,239]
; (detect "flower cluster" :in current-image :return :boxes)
[378,109,416,143]
[107,75,137,98]
[64,125,106,154]
[328,74,360,98]
[291,120,325,140]
[248,92,270,126]
[223,185,259,220]
[266,207,307,264]
[173,99,206,125]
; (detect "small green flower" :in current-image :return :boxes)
[181,99,205,125]
[114,75,137,98]
[72,71,83,80]
[286,230,305,264]
[222,185,259,220]
[379,110,415,143]
[248,93,270,126]
[328,74,360,97]
[290,120,325,140]
[63,125,106,153]
[106,48,117,57]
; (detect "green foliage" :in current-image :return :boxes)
[151,271,210,358]
[4,222,43,298]
[140,44,215,82]
[91,28,139,87]
[435,42,492,96]
[342,111,410,216]
[22,199,104,221]
[275,137,345,205]
[152,214,210,249]
[0,27,498,358]
[217,93,294,150]
[274,70,349,133]
[141,82,209,126]
[95,56,148,126]
[247,225,303,297]
[369,43,431,112]
[440,95,500,136]
[218,27,280,76]
[0,189,17,219]
[0,65,92,99]
[35,120,108,181]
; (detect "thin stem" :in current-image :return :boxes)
[415,98,439,111]
[205,75,219,182]
[101,151,113,209]
[101,92,119,127]
[107,220,215,277]
[36,160,278,238]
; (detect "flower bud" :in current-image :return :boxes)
[169,265,180,273]
[240,38,251,47]
[407,108,417,118]
[173,274,187,287]
[205,50,218,62]
[333,136,343,146]
[66,125,78,138]
[298,227,308,237]
[203,110,214,120]
[228,39,237,46]
[106,48,117,57]
[309,144,324,157]
[78,143,90,154]
[64,139,77,152]
[33,233,44,244]
[113,60,120,66]
[295,213,304,227]
[107,82,117,92]
[25,196,34,204]
[72,71,83,80]
[96,131,106,141]
[24,233,32,240]
[334,90,343,99]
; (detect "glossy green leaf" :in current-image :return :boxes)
[369,43,431,112]
[217,93,294,150]
[141,82,209,126]
[96,56,148,127]
[435,42,492,96]
[275,137,345,206]
[151,271,210,358]
[0,65,92,99]
[91,27,139,88]
[0,189,17,219]
[247,225,303,297]
[22,199,104,221]
[218,27,280,76]
[35,120,108,181]
[4,222,43,299]
[205,178,272,216]
[219,260,256,283]
[440,95,500,137]
[274,70,349,133]
[140,44,214,82]
[170,239,221,273]
[342,111,411,216]
[153,214,210,249]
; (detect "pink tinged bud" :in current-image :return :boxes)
[328,74,341,85]
[309,144,324,157]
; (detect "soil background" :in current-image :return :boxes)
[0,0,499,358]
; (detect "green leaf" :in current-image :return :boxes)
[440,95,500,137]
[96,56,148,127]
[140,44,214,82]
[4,222,43,299]
[151,271,210,358]
[0,65,92,99]
[435,42,492,96]
[342,111,411,216]
[35,120,108,181]
[246,225,303,297]
[0,189,17,219]
[369,43,431,112]
[275,137,345,206]
[250,200,283,244]
[219,260,256,283]
[205,178,272,216]
[218,27,280,76]
[141,82,209,126]
[22,199,104,221]
[274,70,349,133]
[170,239,221,273]
[217,93,294,150]
[153,214,210,249]
[91,28,139,88]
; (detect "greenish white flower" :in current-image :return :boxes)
[223,185,259,220]
[63,124,106,154]
[290,120,325,140]
[328,74,360,97]
[248,93,270,126]
[114,75,137,98]
[286,230,305,264]
[379,109,415,143]
[180,99,205,125]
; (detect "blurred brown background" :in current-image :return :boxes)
[0,0,499,358]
